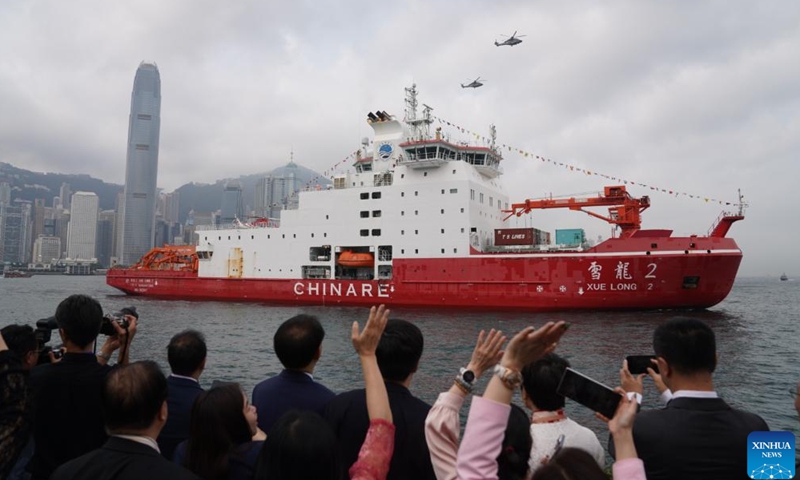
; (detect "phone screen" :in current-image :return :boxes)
[626,355,658,375]
[556,368,621,418]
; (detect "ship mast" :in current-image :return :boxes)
[404,84,433,141]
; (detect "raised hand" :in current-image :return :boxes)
[500,322,568,371]
[352,305,390,357]
[620,359,644,395]
[466,329,506,379]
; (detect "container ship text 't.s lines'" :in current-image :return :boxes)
[107,85,745,311]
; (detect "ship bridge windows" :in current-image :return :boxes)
[374,173,392,186]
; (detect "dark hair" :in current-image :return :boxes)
[253,410,341,480]
[522,353,569,411]
[55,294,103,348]
[375,319,423,382]
[184,383,252,480]
[167,330,207,376]
[498,403,533,480]
[531,447,607,480]
[0,324,36,359]
[274,315,325,369]
[653,317,716,374]
[103,361,168,432]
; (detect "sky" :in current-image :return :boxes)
[0,0,798,277]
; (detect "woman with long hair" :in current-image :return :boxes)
[175,383,264,480]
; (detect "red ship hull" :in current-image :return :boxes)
[107,236,742,311]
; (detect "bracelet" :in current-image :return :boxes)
[453,379,470,395]
[493,364,522,390]
[97,352,111,361]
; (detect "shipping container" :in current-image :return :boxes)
[533,228,551,246]
[494,228,534,246]
[555,228,585,246]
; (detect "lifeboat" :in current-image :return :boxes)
[337,251,374,268]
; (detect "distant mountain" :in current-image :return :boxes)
[0,161,331,223]
[0,162,122,210]
[175,161,331,223]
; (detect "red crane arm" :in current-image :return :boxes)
[503,186,650,237]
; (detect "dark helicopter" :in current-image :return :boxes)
[461,77,485,89]
[495,31,526,47]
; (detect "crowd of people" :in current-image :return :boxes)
[0,293,790,480]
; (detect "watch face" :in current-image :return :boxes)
[462,370,475,383]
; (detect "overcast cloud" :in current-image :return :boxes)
[1,0,798,277]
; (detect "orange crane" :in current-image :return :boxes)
[503,186,650,238]
[128,245,198,271]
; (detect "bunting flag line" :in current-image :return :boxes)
[430,115,744,208]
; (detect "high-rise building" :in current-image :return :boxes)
[120,62,161,265]
[67,192,99,261]
[96,210,116,267]
[219,181,244,225]
[255,163,303,220]
[0,203,31,264]
[59,182,72,210]
[0,182,12,206]
[162,191,180,224]
[30,198,46,262]
[33,235,61,264]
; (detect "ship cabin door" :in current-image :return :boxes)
[227,247,243,278]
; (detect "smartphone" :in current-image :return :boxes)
[626,355,658,375]
[556,367,622,419]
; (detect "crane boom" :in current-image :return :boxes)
[503,186,650,238]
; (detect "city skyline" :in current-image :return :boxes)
[119,62,161,265]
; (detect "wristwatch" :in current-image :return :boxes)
[455,367,476,393]
[493,364,522,390]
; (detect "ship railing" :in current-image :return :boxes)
[706,211,739,237]
[196,220,280,231]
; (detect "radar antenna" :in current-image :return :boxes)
[404,84,433,141]
[489,124,497,152]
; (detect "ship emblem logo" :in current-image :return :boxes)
[378,143,393,160]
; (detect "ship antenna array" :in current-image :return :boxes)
[404,83,433,141]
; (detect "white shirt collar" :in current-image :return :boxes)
[169,373,199,383]
[670,390,718,400]
[114,434,160,453]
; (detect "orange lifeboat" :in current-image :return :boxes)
[338,251,374,268]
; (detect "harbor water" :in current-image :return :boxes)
[1,275,798,442]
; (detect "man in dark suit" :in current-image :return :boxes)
[252,314,335,433]
[323,318,436,480]
[28,295,137,480]
[611,318,769,480]
[51,360,199,480]
[157,330,206,459]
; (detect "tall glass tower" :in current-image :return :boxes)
[120,62,161,265]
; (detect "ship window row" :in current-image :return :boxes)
[359,229,382,236]
[359,192,382,200]
[360,210,382,218]
[398,248,458,255]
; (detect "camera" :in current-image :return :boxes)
[34,316,61,365]
[99,307,138,336]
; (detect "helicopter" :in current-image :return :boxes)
[495,31,526,47]
[461,77,485,88]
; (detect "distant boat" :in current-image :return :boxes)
[3,270,33,278]
[780,273,788,281]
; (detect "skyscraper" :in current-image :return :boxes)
[120,62,161,265]
[219,181,244,225]
[67,192,99,261]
